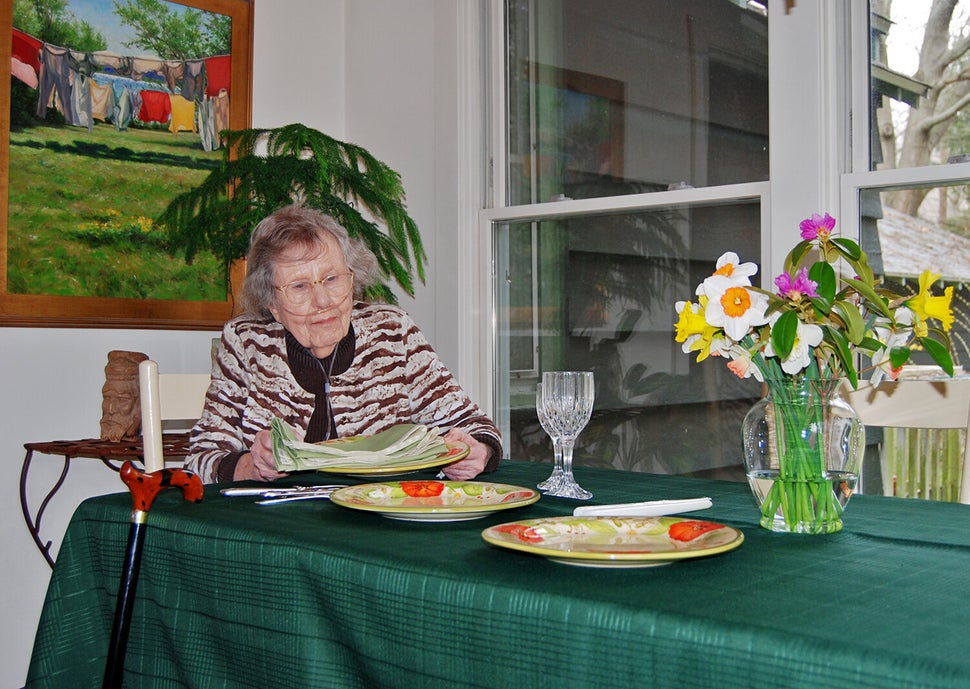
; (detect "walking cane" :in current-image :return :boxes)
[102,461,204,689]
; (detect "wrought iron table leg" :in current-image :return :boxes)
[20,448,71,569]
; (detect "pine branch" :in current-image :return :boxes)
[158,124,426,301]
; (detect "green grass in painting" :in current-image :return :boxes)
[8,122,227,301]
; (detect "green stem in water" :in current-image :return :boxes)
[759,377,845,534]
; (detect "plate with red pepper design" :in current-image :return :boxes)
[481,516,743,567]
[329,480,540,521]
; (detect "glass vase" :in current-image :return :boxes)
[742,377,865,534]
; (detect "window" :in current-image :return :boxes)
[489,0,769,478]
[848,1,970,369]
[482,1,970,477]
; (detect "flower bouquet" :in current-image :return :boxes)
[674,213,956,533]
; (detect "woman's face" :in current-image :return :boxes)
[269,233,354,359]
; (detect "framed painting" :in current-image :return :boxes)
[1,0,252,329]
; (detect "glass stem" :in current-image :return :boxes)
[560,438,576,479]
[552,437,563,474]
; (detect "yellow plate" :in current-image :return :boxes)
[330,479,540,521]
[482,515,743,568]
[313,440,469,476]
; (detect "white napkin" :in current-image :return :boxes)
[271,419,448,471]
[573,497,713,518]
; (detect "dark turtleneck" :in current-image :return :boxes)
[285,325,356,443]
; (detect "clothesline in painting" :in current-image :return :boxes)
[10,26,229,151]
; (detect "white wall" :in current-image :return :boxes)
[4,1,473,685]
[2,330,220,688]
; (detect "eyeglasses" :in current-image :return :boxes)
[275,270,354,306]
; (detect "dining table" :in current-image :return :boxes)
[24,459,970,689]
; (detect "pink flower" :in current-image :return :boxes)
[774,267,819,299]
[799,213,836,241]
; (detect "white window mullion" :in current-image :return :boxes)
[767,0,845,277]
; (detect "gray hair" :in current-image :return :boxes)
[240,204,380,318]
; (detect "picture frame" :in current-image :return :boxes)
[1,0,252,329]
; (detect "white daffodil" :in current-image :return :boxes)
[696,251,759,297]
[702,275,770,342]
[868,307,915,386]
[764,314,824,375]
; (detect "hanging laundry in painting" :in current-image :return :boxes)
[92,51,133,78]
[130,56,166,82]
[90,79,114,122]
[11,27,42,87]
[181,59,207,101]
[212,89,230,143]
[196,96,217,152]
[12,25,230,149]
[12,57,39,89]
[162,60,186,94]
[138,89,172,124]
[112,86,132,131]
[204,55,231,97]
[70,73,93,130]
[169,94,197,134]
[37,44,77,123]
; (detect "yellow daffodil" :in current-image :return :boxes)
[674,298,718,361]
[907,270,954,337]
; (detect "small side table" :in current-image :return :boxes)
[20,435,190,568]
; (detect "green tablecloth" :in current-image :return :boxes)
[25,461,970,689]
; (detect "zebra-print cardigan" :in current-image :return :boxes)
[186,302,503,483]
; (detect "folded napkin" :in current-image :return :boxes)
[573,497,713,518]
[272,418,448,472]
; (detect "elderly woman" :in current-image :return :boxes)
[187,204,502,483]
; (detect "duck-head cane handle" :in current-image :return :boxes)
[121,460,204,513]
[103,462,204,689]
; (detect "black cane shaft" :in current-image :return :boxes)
[101,463,203,688]
[102,514,147,689]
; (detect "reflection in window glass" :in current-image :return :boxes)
[506,0,768,205]
[870,1,970,173]
[494,202,762,478]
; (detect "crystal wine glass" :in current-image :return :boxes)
[540,371,594,500]
[535,383,564,492]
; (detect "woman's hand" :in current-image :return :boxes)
[233,429,289,482]
[440,427,491,480]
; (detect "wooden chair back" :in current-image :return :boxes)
[138,360,210,472]
[843,375,970,504]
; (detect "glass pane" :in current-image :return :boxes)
[870,1,970,171]
[857,183,970,497]
[859,184,970,368]
[494,201,762,478]
[506,0,769,205]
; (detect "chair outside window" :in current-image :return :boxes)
[843,370,970,504]
[138,360,210,472]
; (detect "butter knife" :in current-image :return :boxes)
[221,484,345,497]
[573,497,713,518]
[256,489,340,506]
